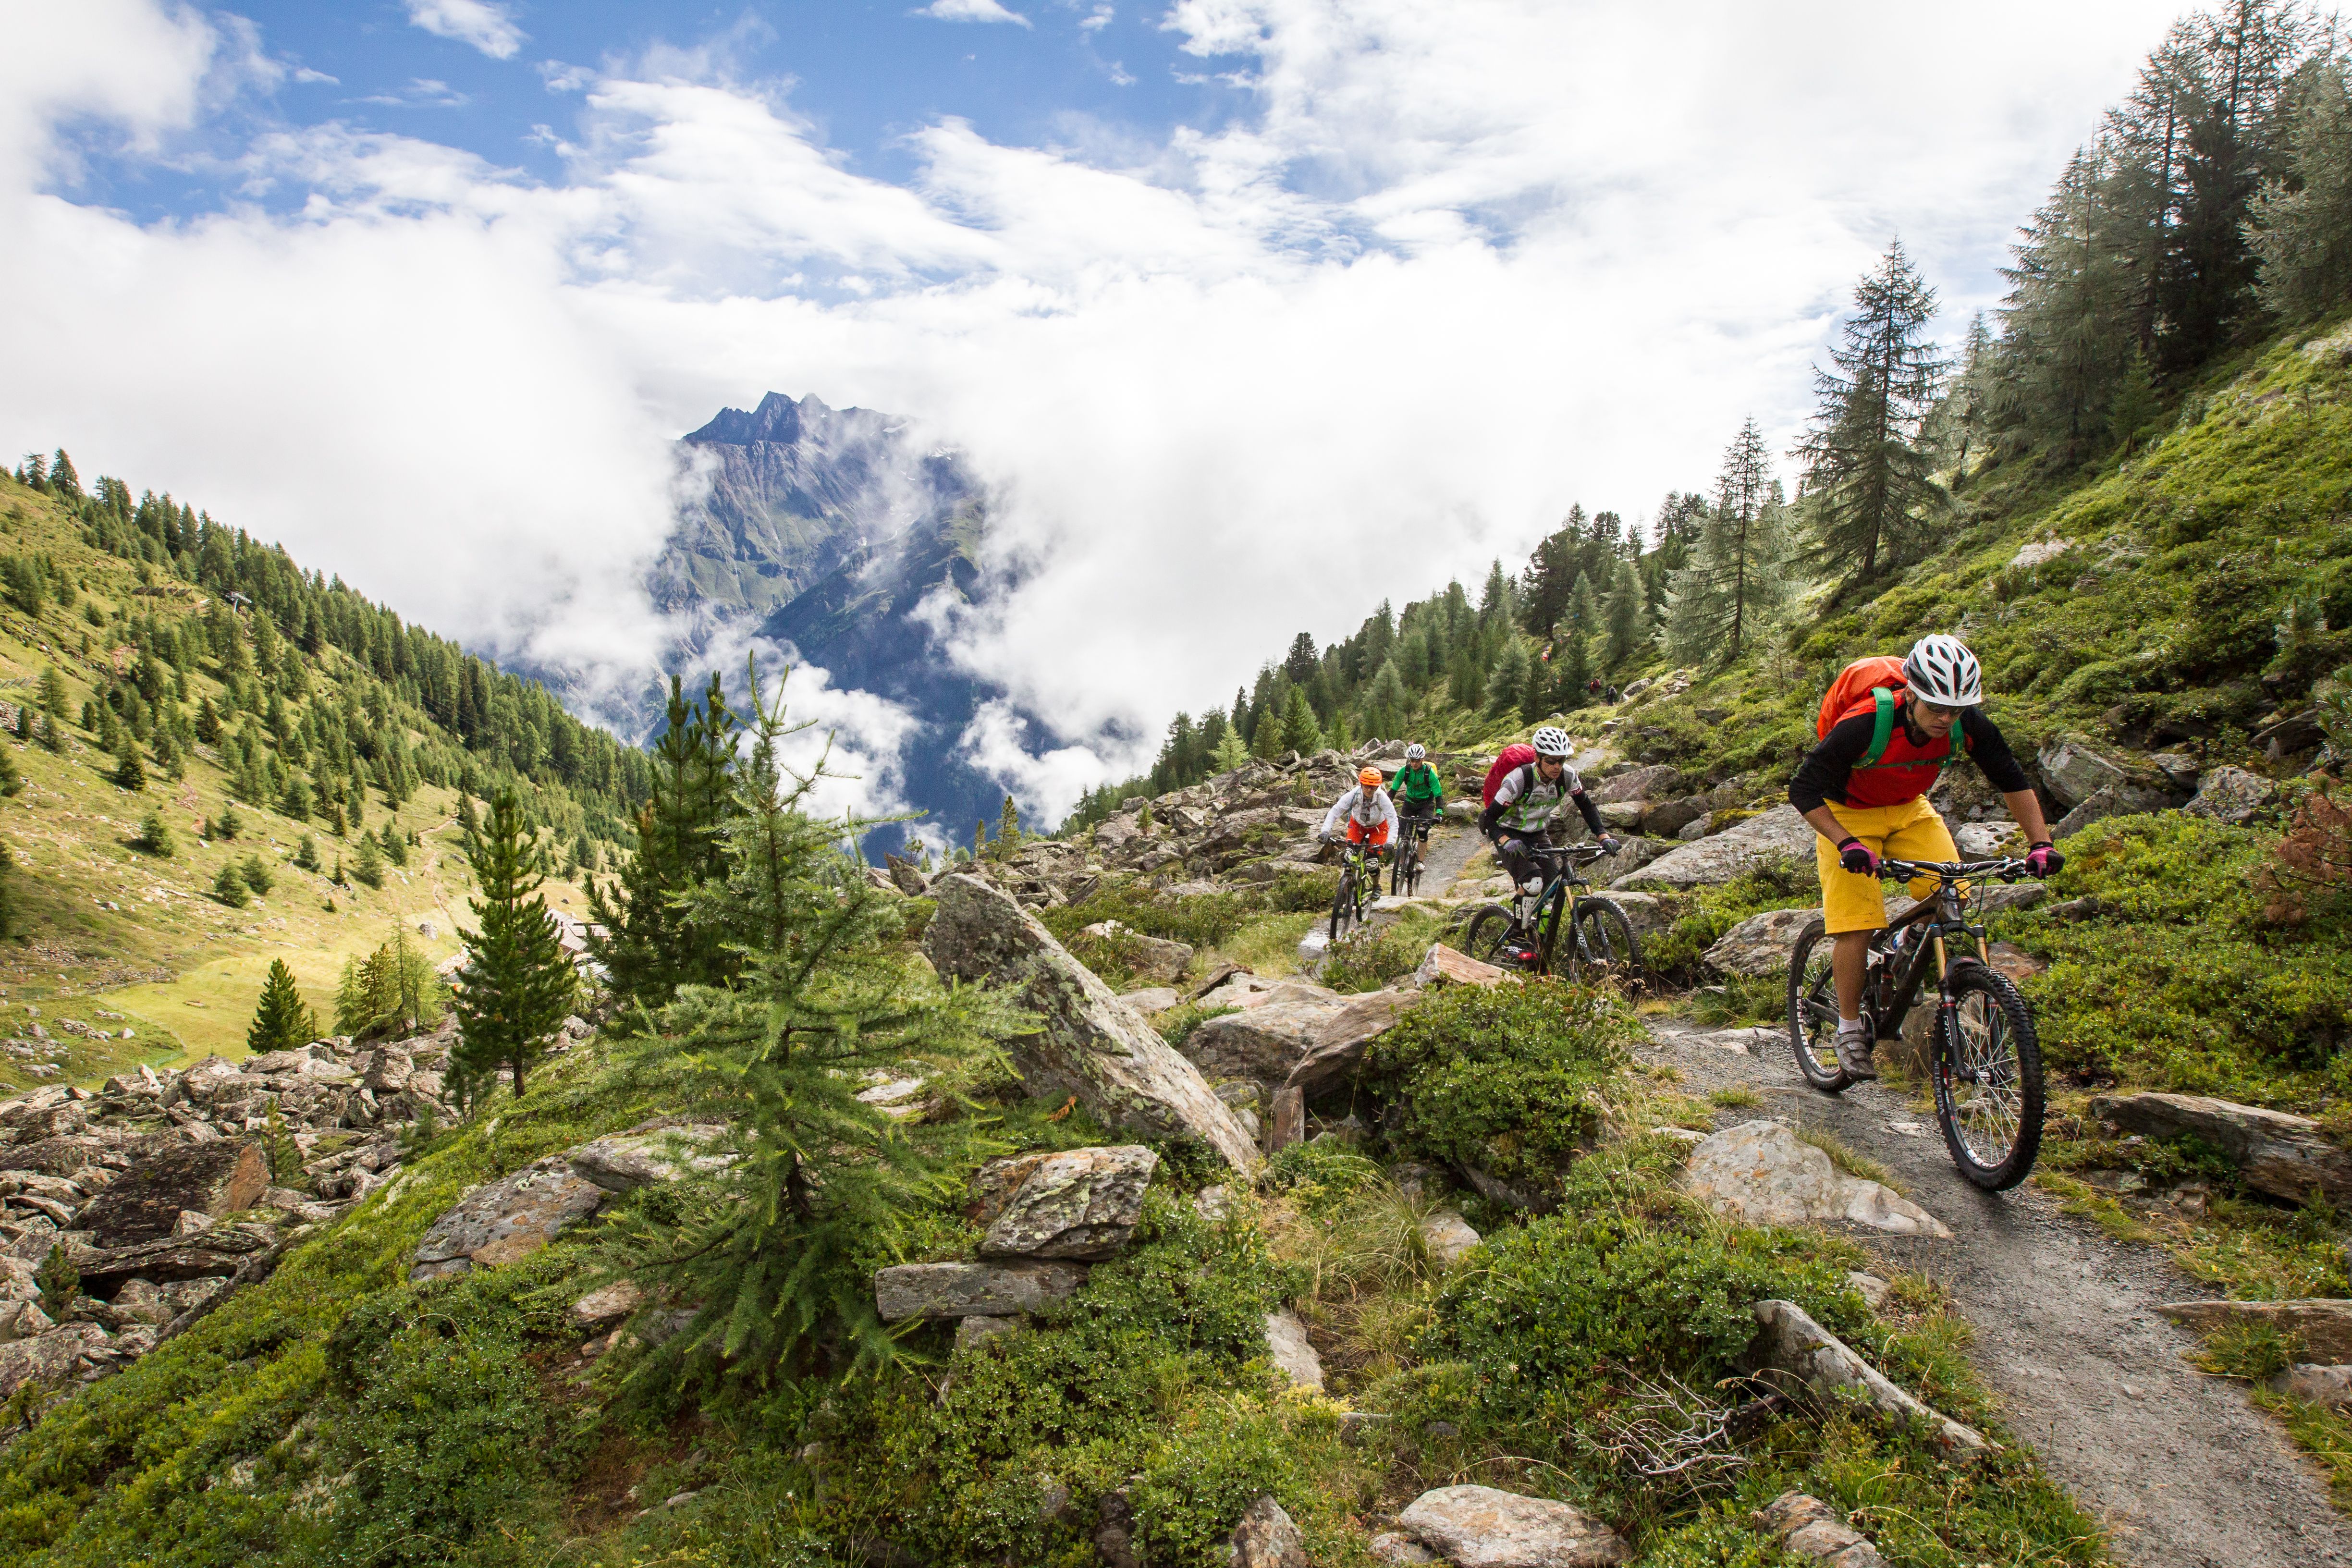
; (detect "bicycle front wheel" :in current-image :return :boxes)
[1934,964,2044,1190]
[1461,903,1516,967]
[1329,868,1356,944]
[1785,918,1851,1093]
[1568,896,1643,990]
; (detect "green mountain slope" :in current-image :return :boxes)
[0,468,649,1083]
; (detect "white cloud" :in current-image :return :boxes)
[0,0,2189,817]
[404,0,527,61]
[915,0,1034,25]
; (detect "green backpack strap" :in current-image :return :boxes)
[1861,688,1897,768]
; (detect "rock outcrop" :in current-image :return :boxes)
[1702,907,1821,978]
[921,874,1258,1168]
[2157,1298,2352,1362]
[976,1145,1157,1261]
[410,1156,609,1284]
[1614,805,1815,889]
[1748,1299,1990,1453]
[74,1139,268,1246]
[1753,1491,1886,1567]
[1683,1122,1951,1237]
[872,1261,1089,1322]
[2092,1092,2352,1205]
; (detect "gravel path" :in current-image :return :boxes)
[1644,1018,2352,1568]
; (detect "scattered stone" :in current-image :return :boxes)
[920,875,1258,1169]
[978,1145,1157,1261]
[1193,1184,1233,1221]
[1418,1210,1482,1270]
[2008,538,2070,572]
[567,1123,731,1194]
[2157,1299,2352,1362]
[0,1322,110,1398]
[2091,1092,2352,1206]
[1280,989,1417,1095]
[1228,1494,1309,1568]
[1266,1087,1306,1154]
[2180,764,2276,824]
[1370,1532,1440,1565]
[1262,1311,1323,1392]
[409,1157,609,1283]
[569,1280,643,1330]
[872,1260,1089,1322]
[2037,739,2126,810]
[1184,993,1351,1089]
[1954,821,2015,858]
[1846,1272,1891,1310]
[1118,986,1180,1014]
[1410,943,1514,988]
[1702,907,1821,978]
[74,1140,268,1247]
[954,1313,1026,1354]
[1395,1483,1633,1568]
[1685,1122,1951,1237]
[1747,1300,1989,1453]
[1078,921,1194,984]
[2053,783,2169,840]
[1753,1490,1886,1567]
[1590,764,1682,804]
[1614,805,1815,890]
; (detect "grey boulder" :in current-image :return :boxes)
[1684,1122,1950,1237]
[2180,764,2276,825]
[1229,1495,1309,1568]
[979,1145,1158,1260]
[2092,1091,2352,1206]
[568,1123,730,1194]
[1395,1484,1633,1567]
[1748,1299,1989,1454]
[1702,907,1821,978]
[922,875,1258,1169]
[410,1156,609,1283]
[1263,1310,1323,1392]
[1615,805,1815,889]
[873,1260,1088,1322]
[1753,1491,1886,1567]
[74,1140,269,1247]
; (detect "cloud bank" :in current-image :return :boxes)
[0,0,2181,823]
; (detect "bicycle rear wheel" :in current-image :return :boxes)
[1785,918,1850,1092]
[1329,867,1357,944]
[1461,903,1517,967]
[1406,833,1425,896]
[1933,964,2044,1190]
[1567,896,1643,989]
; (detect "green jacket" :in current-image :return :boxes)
[1392,761,1445,809]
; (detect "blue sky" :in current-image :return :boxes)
[3,0,2189,820]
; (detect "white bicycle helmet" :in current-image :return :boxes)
[1404,743,1426,760]
[1531,725,1573,758]
[1904,635,1983,707]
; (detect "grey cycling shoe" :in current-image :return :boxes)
[1834,1022,1879,1081]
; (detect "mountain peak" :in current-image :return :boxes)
[683,391,872,450]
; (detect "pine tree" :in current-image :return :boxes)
[0,747,18,799]
[1799,241,1949,583]
[587,675,742,1009]
[1484,637,1532,717]
[1664,423,1790,664]
[1363,659,1409,740]
[133,808,172,856]
[292,833,319,871]
[1278,686,1323,755]
[353,833,385,889]
[2108,349,2165,449]
[2253,56,2352,321]
[996,794,1022,856]
[1209,724,1250,773]
[241,853,275,895]
[213,862,249,907]
[452,789,576,1101]
[112,737,146,792]
[1554,624,1592,712]
[1282,633,1321,687]
[1603,557,1644,669]
[599,669,1020,1384]
[246,959,318,1054]
[1521,634,1555,719]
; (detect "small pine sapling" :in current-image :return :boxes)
[111,737,145,793]
[212,862,248,907]
[450,789,575,1101]
[246,957,318,1055]
[35,1243,77,1318]
[352,833,385,889]
[0,746,19,799]
[291,833,319,871]
[241,853,275,895]
[133,808,173,857]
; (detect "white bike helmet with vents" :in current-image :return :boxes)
[1404,743,1426,760]
[1530,725,1573,758]
[1904,635,1983,707]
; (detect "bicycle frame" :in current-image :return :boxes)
[1866,860,2021,1042]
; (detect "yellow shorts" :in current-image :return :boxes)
[1813,796,1959,934]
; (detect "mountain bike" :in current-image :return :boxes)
[1328,838,1380,943]
[1460,841,1642,987]
[1785,857,2045,1191]
[1392,810,1436,896]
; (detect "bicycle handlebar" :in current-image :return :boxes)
[1878,856,2034,883]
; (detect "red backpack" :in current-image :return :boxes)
[1817,656,1971,768]
[1481,743,1539,806]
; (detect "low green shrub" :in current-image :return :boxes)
[1634,856,1813,982]
[1158,1002,1238,1049]
[1321,907,1442,992]
[1364,980,1641,1193]
[1260,1140,1385,1216]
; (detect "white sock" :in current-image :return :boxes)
[1838,1015,1862,1033]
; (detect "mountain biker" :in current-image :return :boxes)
[1321,766,1399,864]
[1789,634,2060,1081]
[1391,744,1445,841]
[1480,726,1618,891]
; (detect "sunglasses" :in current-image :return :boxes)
[1915,698,1962,718]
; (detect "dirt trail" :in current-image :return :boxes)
[1645,1018,2352,1568]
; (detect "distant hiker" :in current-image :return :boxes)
[1321,767,1399,865]
[1480,726,1616,891]
[1790,635,2059,1081]
[1391,744,1445,844]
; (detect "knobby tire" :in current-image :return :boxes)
[1568,896,1643,990]
[1461,904,1514,967]
[1785,917,1851,1093]
[1934,963,2044,1190]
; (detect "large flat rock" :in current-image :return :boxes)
[1613,804,1816,889]
[2092,1092,2352,1206]
[1684,1121,1951,1237]
[410,1156,609,1283]
[1396,1484,1632,1567]
[1748,1299,1988,1454]
[873,1260,1088,1321]
[922,874,1258,1169]
[1702,907,1820,978]
[979,1145,1157,1260]
[74,1140,268,1247]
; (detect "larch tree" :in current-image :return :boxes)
[1663,420,1790,665]
[1603,556,1645,669]
[1798,241,1949,584]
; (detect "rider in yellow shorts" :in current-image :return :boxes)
[1788,636,2059,1080]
